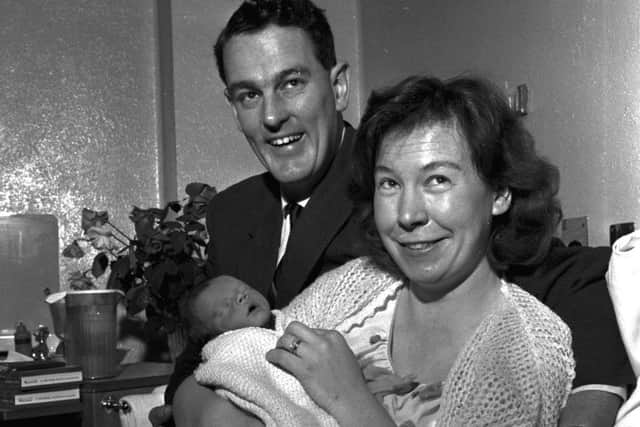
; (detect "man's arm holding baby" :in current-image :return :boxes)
[173,376,263,427]
[149,339,205,426]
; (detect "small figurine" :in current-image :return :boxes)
[32,325,49,360]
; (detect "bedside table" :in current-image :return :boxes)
[0,402,82,425]
[81,362,172,427]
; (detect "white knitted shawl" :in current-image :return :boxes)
[195,257,574,426]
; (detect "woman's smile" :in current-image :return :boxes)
[397,237,444,254]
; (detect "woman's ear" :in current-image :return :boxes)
[492,188,512,216]
[330,62,350,112]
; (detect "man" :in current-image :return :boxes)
[153,1,634,426]
[152,0,362,425]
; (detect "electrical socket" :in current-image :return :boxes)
[561,216,589,247]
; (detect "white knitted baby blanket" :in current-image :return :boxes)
[194,326,338,427]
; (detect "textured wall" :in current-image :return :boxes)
[361,0,640,246]
[0,0,161,288]
[172,0,362,193]
[0,0,363,291]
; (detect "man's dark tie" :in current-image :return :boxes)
[269,202,303,307]
[283,202,303,231]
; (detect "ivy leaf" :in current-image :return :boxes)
[168,231,187,255]
[185,182,208,197]
[68,271,95,290]
[145,260,179,293]
[130,206,155,245]
[184,222,205,233]
[110,255,132,278]
[92,252,109,278]
[82,208,109,232]
[62,240,85,258]
[183,184,216,220]
[167,201,181,213]
[86,225,117,251]
[125,285,150,315]
[163,221,183,231]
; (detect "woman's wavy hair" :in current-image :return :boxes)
[351,75,562,275]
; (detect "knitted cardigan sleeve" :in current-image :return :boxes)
[438,283,574,426]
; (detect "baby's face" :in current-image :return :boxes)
[194,275,271,335]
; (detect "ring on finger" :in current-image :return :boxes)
[288,337,302,355]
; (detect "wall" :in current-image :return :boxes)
[172,0,363,193]
[361,0,640,246]
[0,0,161,289]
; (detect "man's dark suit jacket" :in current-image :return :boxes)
[203,125,363,309]
[165,122,634,403]
[165,124,364,402]
[508,241,635,390]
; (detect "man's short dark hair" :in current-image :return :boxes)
[214,0,337,84]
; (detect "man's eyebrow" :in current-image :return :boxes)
[226,67,311,94]
[275,66,310,82]
[226,80,256,95]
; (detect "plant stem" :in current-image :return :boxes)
[116,246,130,255]
[110,233,129,247]
[107,220,132,242]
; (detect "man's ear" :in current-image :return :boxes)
[492,187,512,216]
[330,62,350,113]
[224,88,242,131]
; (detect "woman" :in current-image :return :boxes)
[186,75,574,426]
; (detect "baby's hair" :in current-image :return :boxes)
[180,275,223,343]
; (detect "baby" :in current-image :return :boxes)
[182,275,337,426]
[184,275,417,427]
[182,274,274,343]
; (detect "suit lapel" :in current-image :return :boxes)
[276,126,356,305]
[241,176,282,297]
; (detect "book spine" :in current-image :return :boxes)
[19,370,83,389]
[0,387,80,407]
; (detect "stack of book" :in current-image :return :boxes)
[0,359,83,414]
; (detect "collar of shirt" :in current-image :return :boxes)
[275,125,344,264]
[277,197,309,266]
[279,197,310,211]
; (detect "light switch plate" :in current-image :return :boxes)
[561,216,589,247]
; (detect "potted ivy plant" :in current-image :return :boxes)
[62,183,216,358]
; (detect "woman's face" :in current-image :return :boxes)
[373,123,509,300]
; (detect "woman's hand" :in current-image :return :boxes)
[266,321,394,426]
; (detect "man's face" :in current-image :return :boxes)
[194,276,271,335]
[222,25,349,196]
